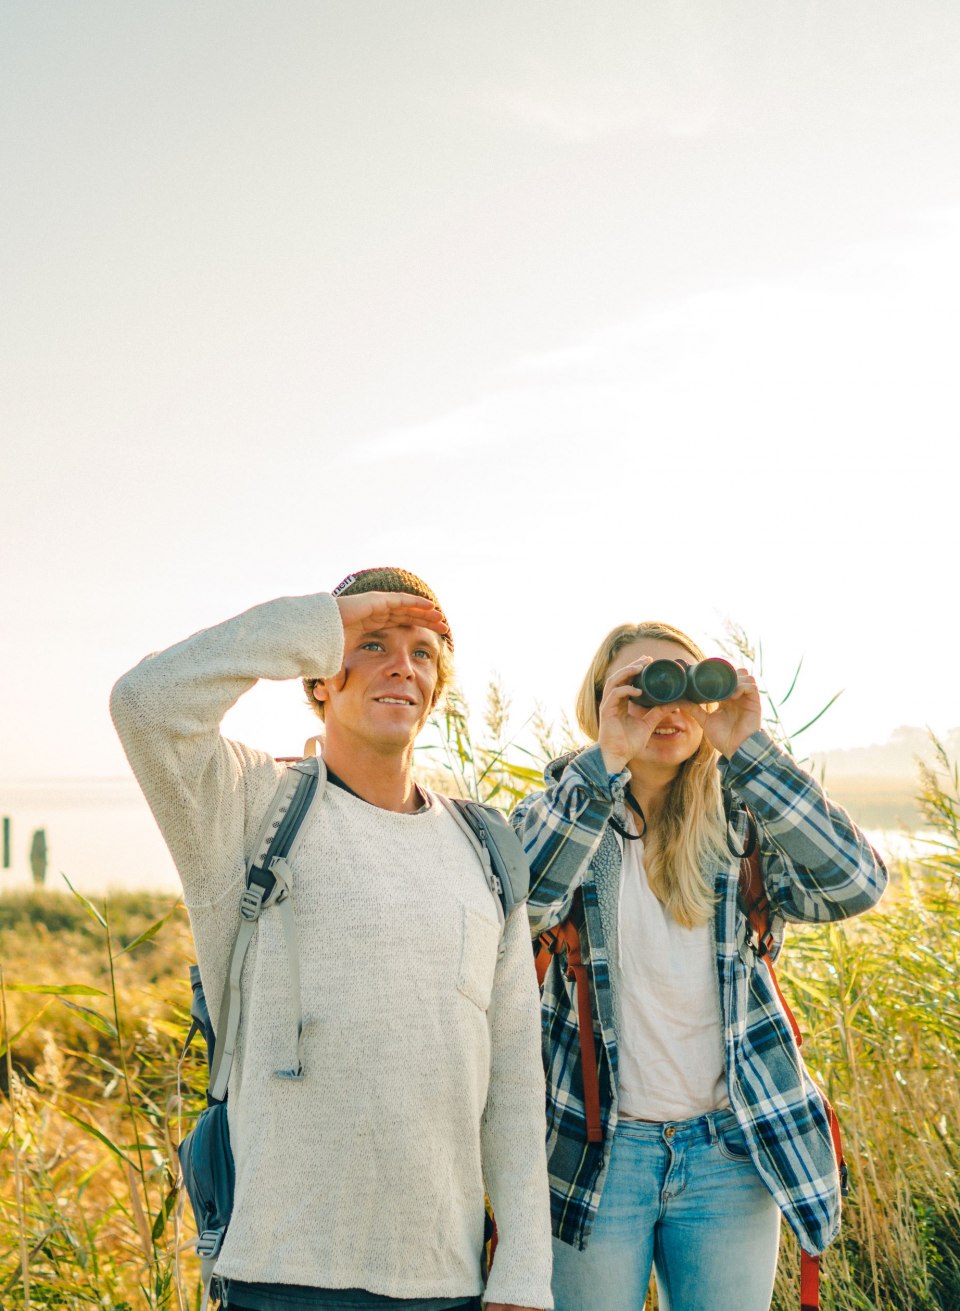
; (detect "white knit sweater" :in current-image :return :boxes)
[110,594,553,1308]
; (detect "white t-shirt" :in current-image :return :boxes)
[616,821,728,1121]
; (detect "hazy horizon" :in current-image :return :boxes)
[2,718,956,785]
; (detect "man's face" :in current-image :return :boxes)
[313,623,442,754]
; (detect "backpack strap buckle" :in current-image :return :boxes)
[266,855,294,904]
[754,927,777,959]
[239,886,265,921]
[196,1227,225,1258]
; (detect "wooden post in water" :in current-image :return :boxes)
[30,828,48,886]
[2,816,9,869]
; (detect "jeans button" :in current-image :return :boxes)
[664,1126,676,1139]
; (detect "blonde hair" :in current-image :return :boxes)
[576,622,728,928]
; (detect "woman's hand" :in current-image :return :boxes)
[597,657,674,775]
[691,668,762,759]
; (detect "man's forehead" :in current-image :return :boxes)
[362,625,441,650]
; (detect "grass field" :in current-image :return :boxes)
[2,744,959,1309]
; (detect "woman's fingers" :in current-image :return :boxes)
[699,667,763,758]
[600,684,672,732]
[599,681,639,710]
[598,694,672,773]
[598,657,652,705]
[608,656,654,684]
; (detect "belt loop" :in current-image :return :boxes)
[706,1111,718,1146]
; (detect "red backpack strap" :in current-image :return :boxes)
[739,838,848,1311]
[535,892,603,1144]
[740,845,804,1047]
[739,844,776,959]
[800,1253,821,1311]
[823,1095,848,1197]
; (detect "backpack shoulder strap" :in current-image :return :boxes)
[739,843,776,959]
[208,758,322,1102]
[244,757,323,909]
[437,796,530,919]
[533,890,602,1143]
[732,802,776,958]
[738,838,803,1048]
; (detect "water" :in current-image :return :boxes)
[0,777,940,899]
[0,777,180,896]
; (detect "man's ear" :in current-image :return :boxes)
[315,670,346,702]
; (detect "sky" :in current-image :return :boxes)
[2,1,960,782]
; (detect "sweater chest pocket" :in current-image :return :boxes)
[457,906,501,1011]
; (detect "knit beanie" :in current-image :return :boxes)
[331,567,453,651]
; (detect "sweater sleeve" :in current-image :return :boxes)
[511,744,628,936]
[109,593,344,906]
[720,729,888,923]
[480,902,554,1310]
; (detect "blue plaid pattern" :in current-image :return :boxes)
[512,730,887,1256]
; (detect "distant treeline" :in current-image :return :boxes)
[823,776,923,830]
[813,725,960,781]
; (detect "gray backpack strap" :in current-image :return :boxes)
[208,758,321,1102]
[198,1255,219,1311]
[438,795,531,919]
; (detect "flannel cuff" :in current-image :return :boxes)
[571,743,630,800]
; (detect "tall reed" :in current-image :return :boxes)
[0,890,201,1309]
[767,736,960,1311]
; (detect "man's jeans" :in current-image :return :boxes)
[552,1109,781,1311]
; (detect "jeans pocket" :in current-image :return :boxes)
[715,1112,753,1163]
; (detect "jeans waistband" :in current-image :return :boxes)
[615,1106,738,1147]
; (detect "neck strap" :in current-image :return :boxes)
[610,789,646,841]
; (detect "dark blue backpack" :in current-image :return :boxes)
[178,969,234,1273]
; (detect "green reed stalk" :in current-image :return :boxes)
[105,907,154,1270]
[1,967,31,1310]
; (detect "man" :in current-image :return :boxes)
[111,568,553,1311]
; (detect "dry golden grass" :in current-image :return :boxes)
[3,723,959,1309]
[1,893,203,1309]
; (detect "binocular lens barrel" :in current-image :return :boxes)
[635,660,688,705]
[629,657,737,707]
[686,659,738,703]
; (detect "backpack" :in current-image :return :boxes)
[177,759,531,1310]
[532,811,847,1311]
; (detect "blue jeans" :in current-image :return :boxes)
[551,1109,781,1311]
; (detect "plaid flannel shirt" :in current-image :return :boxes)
[511,729,887,1256]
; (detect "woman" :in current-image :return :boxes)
[512,622,887,1311]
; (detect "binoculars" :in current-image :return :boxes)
[629,658,738,707]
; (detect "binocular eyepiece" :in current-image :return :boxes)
[629,657,738,707]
